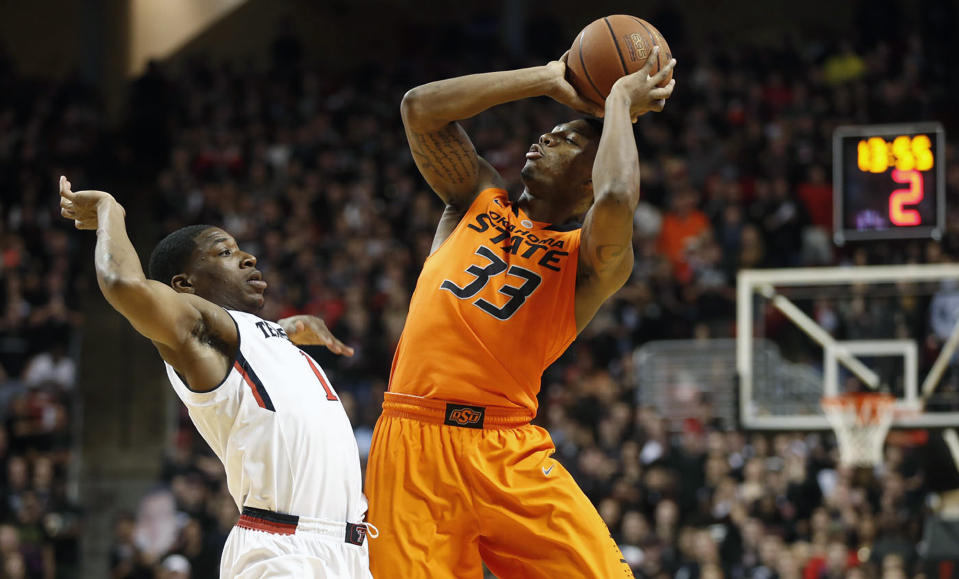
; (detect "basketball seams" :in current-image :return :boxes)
[602,17,630,77]
[576,30,607,103]
[656,29,672,61]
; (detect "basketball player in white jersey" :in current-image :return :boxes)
[58,177,374,579]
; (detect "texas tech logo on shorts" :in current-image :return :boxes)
[444,403,486,429]
[345,523,367,546]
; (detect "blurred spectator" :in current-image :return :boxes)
[657,187,711,284]
[929,279,959,342]
[796,164,832,232]
[823,42,867,85]
[22,343,75,391]
[158,554,190,579]
[110,511,147,579]
[134,489,179,566]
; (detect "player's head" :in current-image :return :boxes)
[520,117,603,212]
[148,225,266,313]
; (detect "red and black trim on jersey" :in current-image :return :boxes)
[234,352,275,411]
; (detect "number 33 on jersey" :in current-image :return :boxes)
[389,188,583,413]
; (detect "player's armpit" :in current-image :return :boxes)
[101,279,201,345]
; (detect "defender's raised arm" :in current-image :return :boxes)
[58,177,240,391]
[59,176,207,349]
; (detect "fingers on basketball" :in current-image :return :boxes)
[641,46,661,75]
[574,94,604,117]
[654,57,676,78]
[557,80,603,117]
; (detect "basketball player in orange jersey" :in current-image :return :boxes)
[366,48,675,578]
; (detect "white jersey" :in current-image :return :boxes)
[165,310,367,524]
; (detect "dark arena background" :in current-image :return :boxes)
[1,0,958,577]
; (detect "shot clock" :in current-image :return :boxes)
[833,123,945,245]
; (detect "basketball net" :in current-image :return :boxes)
[821,393,897,467]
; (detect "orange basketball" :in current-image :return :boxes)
[566,15,673,107]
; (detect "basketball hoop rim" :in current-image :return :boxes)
[821,392,897,406]
[821,392,897,423]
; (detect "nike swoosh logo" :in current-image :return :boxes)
[542,465,554,476]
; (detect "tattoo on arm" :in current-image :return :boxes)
[408,125,478,187]
[591,244,629,273]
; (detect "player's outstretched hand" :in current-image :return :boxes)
[278,315,355,356]
[609,47,676,122]
[58,176,122,230]
[545,52,606,118]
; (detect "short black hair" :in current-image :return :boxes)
[148,224,215,285]
[581,117,604,139]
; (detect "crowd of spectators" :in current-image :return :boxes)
[2,5,957,579]
[0,49,91,578]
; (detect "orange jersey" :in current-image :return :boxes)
[389,188,581,413]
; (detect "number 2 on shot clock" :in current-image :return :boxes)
[834,123,945,244]
[889,169,923,227]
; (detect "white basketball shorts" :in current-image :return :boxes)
[219,507,373,579]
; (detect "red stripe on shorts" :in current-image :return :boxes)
[237,514,297,535]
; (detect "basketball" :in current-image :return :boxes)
[566,15,673,106]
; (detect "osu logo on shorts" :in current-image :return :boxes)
[444,403,486,429]
[450,408,481,424]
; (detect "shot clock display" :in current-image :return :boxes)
[833,123,945,245]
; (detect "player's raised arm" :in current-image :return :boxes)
[58,176,209,351]
[577,51,675,325]
[401,59,603,210]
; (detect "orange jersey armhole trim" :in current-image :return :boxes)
[425,187,507,264]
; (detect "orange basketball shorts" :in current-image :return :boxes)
[365,393,633,579]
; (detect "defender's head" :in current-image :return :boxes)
[148,225,266,313]
[520,117,603,211]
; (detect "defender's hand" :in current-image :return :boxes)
[59,176,122,230]
[609,47,676,122]
[278,315,354,356]
[544,53,605,118]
